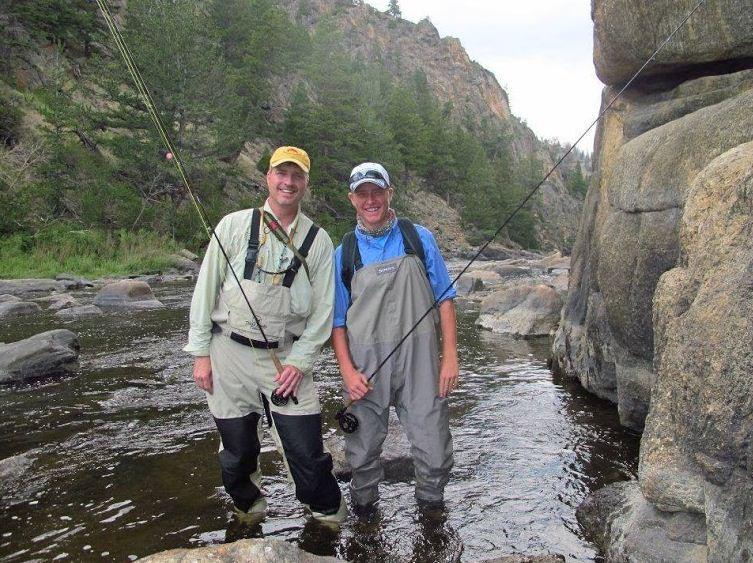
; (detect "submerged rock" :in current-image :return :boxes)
[0,329,80,383]
[55,305,103,319]
[325,412,413,481]
[477,285,562,337]
[140,538,339,562]
[93,280,164,310]
[0,449,43,506]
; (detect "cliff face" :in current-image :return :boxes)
[276,0,584,250]
[556,1,753,560]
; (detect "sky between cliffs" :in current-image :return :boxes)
[366,0,602,153]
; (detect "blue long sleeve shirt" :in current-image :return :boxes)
[333,221,456,328]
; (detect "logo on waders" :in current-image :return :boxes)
[376,264,398,276]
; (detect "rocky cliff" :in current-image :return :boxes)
[555,0,753,560]
[275,0,585,250]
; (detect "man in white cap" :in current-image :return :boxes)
[331,162,459,512]
[185,146,346,525]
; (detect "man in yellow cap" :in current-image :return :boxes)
[185,146,346,525]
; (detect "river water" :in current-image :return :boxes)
[0,281,639,562]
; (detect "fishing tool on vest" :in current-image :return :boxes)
[94,0,294,391]
[334,0,708,434]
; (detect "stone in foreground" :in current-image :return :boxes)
[140,538,340,562]
[93,280,164,309]
[0,329,80,383]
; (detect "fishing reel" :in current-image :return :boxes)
[335,408,359,434]
[270,390,298,407]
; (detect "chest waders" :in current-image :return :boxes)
[207,209,344,521]
[343,253,453,506]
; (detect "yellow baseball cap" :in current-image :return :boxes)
[268,146,310,173]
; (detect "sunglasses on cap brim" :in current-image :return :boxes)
[349,169,388,185]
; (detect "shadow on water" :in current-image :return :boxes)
[0,283,638,561]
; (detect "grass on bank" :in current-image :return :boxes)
[0,226,184,279]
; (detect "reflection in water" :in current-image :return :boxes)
[0,283,638,561]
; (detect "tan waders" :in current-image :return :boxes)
[344,254,453,506]
[205,211,342,522]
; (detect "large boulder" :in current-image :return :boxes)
[577,481,707,562]
[593,0,753,85]
[140,538,339,562]
[93,280,164,310]
[555,73,753,430]
[0,329,80,383]
[477,284,562,337]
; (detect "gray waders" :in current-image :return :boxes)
[344,254,453,506]
[205,211,342,518]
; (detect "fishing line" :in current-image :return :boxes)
[94,0,292,401]
[335,0,708,433]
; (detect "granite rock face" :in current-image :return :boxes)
[557,1,753,560]
[593,0,753,86]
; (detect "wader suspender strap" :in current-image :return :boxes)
[243,209,261,280]
[263,211,315,281]
[282,224,320,288]
[341,219,427,296]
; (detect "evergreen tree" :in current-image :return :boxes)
[388,0,402,18]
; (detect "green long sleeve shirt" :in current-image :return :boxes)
[184,200,335,374]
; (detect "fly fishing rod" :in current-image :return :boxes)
[335,0,708,433]
[94,0,296,406]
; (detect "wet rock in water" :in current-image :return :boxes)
[0,449,43,506]
[325,413,413,480]
[0,294,21,304]
[0,300,41,319]
[477,285,563,337]
[46,294,80,311]
[93,280,164,310]
[0,278,66,298]
[140,538,339,562]
[478,555,565,563]
[55,304,103,319]
[55,273,94,288]
[0,329,80,383]
[577,481,707,562]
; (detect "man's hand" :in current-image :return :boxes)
[274,364,305,398]
[193,356,213,394]
[438,356,459,398]
[343,370,370,401]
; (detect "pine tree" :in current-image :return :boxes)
[388,0,402,19]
